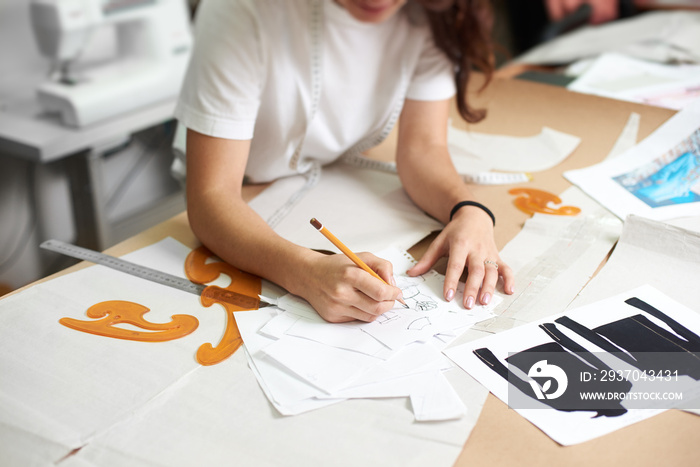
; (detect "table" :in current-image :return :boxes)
[9,76,700,466]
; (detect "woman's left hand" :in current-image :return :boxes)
[406,204,514,309]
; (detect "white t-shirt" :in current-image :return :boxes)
[175,0,456,183]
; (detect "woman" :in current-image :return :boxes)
[175,0,514,323]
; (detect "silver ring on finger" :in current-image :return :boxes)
[484,259,499,270]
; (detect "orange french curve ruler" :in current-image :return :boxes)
[40,239,271,310]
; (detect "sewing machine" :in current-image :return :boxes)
[29,0,192,127]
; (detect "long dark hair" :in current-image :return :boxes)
[415,0,494,123]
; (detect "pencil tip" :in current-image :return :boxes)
[402,303,409,309]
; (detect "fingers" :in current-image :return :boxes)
[406,237,445,277]
[442,241,468,303]
[321,306,385,324]
[477,259,500,307]
[358,252,396,286]
[462,255,485,309]
[350,265,403,309]
[316,253,402,323]
[500,262,515,296]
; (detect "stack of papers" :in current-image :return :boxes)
[236,247,501,421]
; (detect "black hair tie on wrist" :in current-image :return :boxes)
[449,201,496,226]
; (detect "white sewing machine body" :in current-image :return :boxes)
[30,0,191,127]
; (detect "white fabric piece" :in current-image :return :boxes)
[0,238,218,460]
[248,162,443,253]
[63,350,472,467]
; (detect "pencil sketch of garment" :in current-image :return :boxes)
[396,276,437,311]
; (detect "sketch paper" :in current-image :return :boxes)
[410,371,468,421]
[565,98,700,221]
[444,285,700,445]
[235,247,497,422]
[234,309,341,413]
[260,335,382,394]
[447,126,580,173]
[282,314,395,359]
[273,247,500,351]
[568,53,700,110]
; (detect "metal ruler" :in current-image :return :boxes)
[40,239,269,309]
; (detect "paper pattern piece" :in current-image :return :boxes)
[565,98,700,221]
[568,53,700,110]
[444,285,700,445]
[248,163,442,254]
[448,126,580,174]
[236,247,501,420]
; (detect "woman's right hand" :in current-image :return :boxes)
[298,251,404,323]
